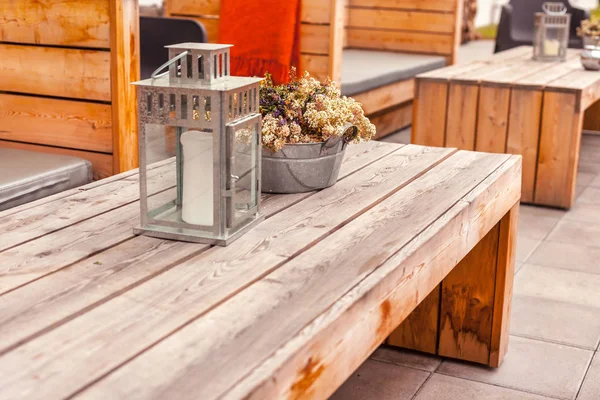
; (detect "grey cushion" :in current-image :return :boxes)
[341,49,447,96]
[0,148,92,211]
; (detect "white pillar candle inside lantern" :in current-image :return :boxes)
[132,43,264,246]
[533,2,570,62]
[181,130,213,226]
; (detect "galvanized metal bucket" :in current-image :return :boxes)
[261,124,358,194]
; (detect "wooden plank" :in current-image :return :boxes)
[506,89,542,203]
[0,44,111,102]
[328,0,346,83]
[0,0,110,48]
[445,83,479,150]
[301,0,332,24]
[514,57,582,89]
[387,285,440,354]
[546,69,600,111]
[346,29,454,56]
[449,0,463,64]
[371,102,413,139]
[347,8,456,34]
[168,0,220,16]
[353,79,414,115]
[0,94,112,153]
[475,85,511,153]
[0,141,112,181]
[535,91,583,208]
[412,81,448,146]
[0,146,459,400]
[300,54,329,82]
[301,24,330,55]
[438,223,500,364]
[0,142,401,351]
[72,152,519,400]
[110,0,140,173]
[489,202,519,367]
[584,99,600,132]
[348,0,457,12]
[0,158,175,253]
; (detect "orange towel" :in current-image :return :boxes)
[218,0,301,84]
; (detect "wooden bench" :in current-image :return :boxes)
[0,0,140,179]
[0,142,521,398]
[164,0,464,138]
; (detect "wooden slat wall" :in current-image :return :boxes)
[346,0,462,63]
[165,0,344,82]
[0,0,140,179]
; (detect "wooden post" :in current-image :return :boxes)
[110,0,140,173]
[388,203,519,367]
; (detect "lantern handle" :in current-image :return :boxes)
[151,51,189,80]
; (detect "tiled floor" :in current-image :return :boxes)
[331,132,600,400]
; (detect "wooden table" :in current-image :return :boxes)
[412,46,600,209]
[0,142,520,400]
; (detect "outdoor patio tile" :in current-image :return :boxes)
[528,241,600,275]
[511,295,600,350]
[590,173,600,188]
[546,220,600,249]
[578,352,600,400]
[578,162,600,175]
[516,236,541,263]
[515,264,600,309]
[516,211,561,240]
[437,336,592,399]
[519,204,567,219]
[565,203,600,225]
[329,359,429,400]
[414,373,555,400]
[576,187,600,204]
[576,171,597,188]
[369,346,442,372]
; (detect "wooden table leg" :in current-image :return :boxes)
[584,99,600,133]
[388,203,519,367]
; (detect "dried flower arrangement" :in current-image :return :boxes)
[578,17,600,38]
[258,68,376,153]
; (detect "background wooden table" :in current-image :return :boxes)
[412,46,600,209]
[0,142,520,400]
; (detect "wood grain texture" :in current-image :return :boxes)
[74,152,519,400]
[347,8,456,34]
[412,81,448,146]
[353,79,414,115]
[0,44,111,101]
[0,146,456,400]
[110,0,140,173]
[346,28,454,56]
[328,0,346,82]
[388,285,440,354]
[299,54,329,82]
[0,140,112,180]
[0,0,110,48]
[489,202,519,367]
[438,223,500,364]
[535,91,583,209]
[475,85,510,153]
[0,94,112,153]
[584,99,600,132]
[445,83,478,150]
[506,89,542,203]
[371,102,413,139]
[0,141,397,355]
[348,0,457,11]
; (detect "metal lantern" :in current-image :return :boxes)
[133,43,263,246]
[533,2,571,62]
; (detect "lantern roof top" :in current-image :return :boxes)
[133,75,263,91]
[165,43,233,51]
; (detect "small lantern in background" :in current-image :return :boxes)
[533,2,571,62]
[133,43,263,246]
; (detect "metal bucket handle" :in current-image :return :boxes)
[320,123,358,156]
[151,51,189,80]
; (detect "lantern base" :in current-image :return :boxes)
[133,213,264,246]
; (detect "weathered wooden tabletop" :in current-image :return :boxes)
[0,142,521,400]
[413,46,600,209]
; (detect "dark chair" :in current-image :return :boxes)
[494,0,590,53]
[140,17,208,79]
